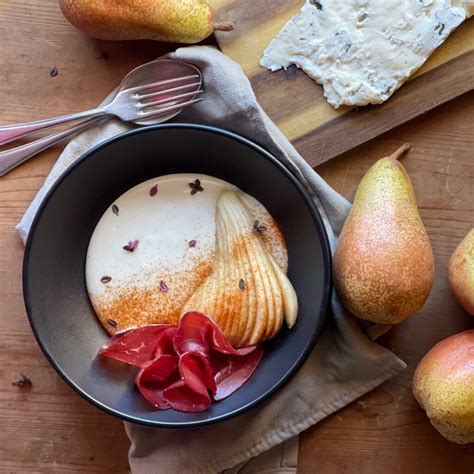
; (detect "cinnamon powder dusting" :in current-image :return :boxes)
[93,255,213,335]
[242,197,288,272]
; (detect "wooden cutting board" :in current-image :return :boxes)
[210,0,474,167]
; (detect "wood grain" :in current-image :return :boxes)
[299,93,474,473]
[293,51,474,167]
[0,1,473,473]
[211,0,474,164]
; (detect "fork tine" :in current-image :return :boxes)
[139,97,203,119]
[137,82,201,100]
[128,75,200,95]
[138,90,203,110]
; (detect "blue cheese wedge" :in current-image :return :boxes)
[261,0,472,108]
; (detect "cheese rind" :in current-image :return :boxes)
[261,0,469,108]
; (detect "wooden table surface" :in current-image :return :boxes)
[0,1,473,473]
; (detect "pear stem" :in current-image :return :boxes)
[390,143,411,161]
[214,21,234,32]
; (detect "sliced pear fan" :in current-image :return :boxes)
[182,191,298,348]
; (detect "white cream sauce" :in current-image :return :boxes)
[86,174,287,334]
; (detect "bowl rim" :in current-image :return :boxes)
[23,123,332,428]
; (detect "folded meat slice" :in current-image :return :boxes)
[163,380,212,413]
[179,351,216,397]
[173,311,257,357]
[99,312,264,413]
[99,324,174,368]
[182,191,298,347]
[135,354,179,409]
[213,346,264,401]
[152,327,177,358]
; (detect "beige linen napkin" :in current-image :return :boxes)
[17,46,406,474]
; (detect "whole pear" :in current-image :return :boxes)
[59,0,233,44]
[333,144,435,324]
[449,229,474,315]
[413,330,474,444]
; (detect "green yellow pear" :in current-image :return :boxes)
[59,0,233,44]
[449,229,474,315]
[333,144,435,324]
[413,330,474,444]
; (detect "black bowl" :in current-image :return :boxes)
[23,124,331,428]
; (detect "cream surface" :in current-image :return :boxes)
[86,174,287,334]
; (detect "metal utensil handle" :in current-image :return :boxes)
[0,108,106,146]
[0,117,106,176]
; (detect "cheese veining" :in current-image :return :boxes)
[261,0,471,108]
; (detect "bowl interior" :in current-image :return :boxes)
[23,124,331,427]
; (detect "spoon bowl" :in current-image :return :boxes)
[117,59,202,125]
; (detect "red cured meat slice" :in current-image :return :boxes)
[99,324,174,368]
[138,354,178,383]
[214,346,264,401]
[99,313,264,412]
[210,323,256,356]
[173,312,210,356]
[152,327,177,358]
[135,354,179,409]
[163,380,212,413]
[174,312,259,357]
[179,352,216,397]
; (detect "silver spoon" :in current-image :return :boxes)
[0,59,202,176]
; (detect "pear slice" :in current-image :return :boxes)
[222,196,282,341]
[217,192,268,346]
[269,257,298,328]
[218,211,244,338]
[221,193,288,338]
[182,190,298,347]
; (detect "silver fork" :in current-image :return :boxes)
[0,67,203,176]
[0,75,203,146]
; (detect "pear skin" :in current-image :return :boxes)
[413,330,474,444]
[333,144,435,324]
[449,229,474,315]
[59,0,233,44]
